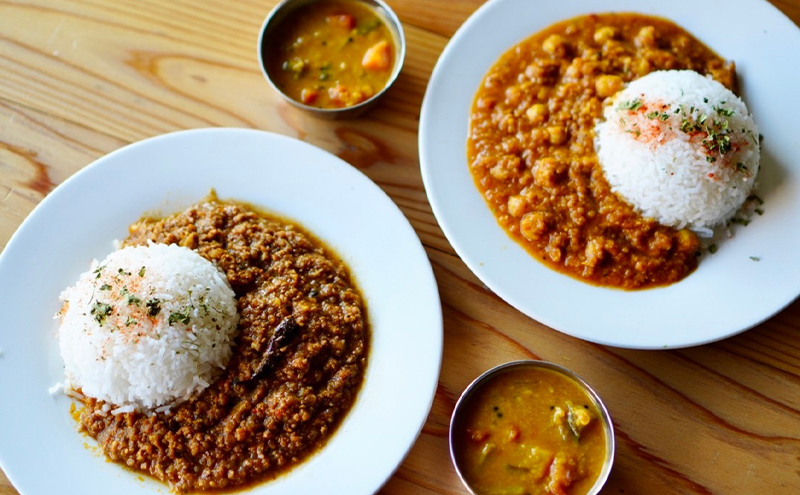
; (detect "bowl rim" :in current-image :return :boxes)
[448,359,616,495]
[256,0,407,115]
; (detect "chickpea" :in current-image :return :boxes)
[525,103,549,124]
[635,26,657,48]
[490,163,510,180]
[520,211,550,241]
[676,229,700,252]
[593,26,617,44]
[542,34,568,57]
[633,58,651,77]
[595,74,624,98]
[546,126,568,145]
[507,195,527,218]
[584,238,605,270]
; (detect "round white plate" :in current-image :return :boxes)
[420,0,800,349]
[0,129,442,494]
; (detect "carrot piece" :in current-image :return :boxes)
[362,40,391,71]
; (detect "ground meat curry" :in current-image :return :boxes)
[78,199,368,492]
[468,14,736,289]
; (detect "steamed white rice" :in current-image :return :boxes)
[57,243,239,411]
[595,70,760,234]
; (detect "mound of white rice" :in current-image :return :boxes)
[57,243,239,412]
[595,70,760,234]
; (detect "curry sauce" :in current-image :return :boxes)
[468,14,736,289]
[453,367,608,495]
[265,0,395,108]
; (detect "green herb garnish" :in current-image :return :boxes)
[146,298,162,317]
[713,105,735,117]
[90,302,113,325]
[618,98,643,111]
[168,310,191,326]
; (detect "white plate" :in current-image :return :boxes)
[420,0,800,349]
[0,129,442,494]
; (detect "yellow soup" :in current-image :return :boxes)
[266,0,395,108]
[452,367,608,495]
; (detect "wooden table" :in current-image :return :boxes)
[2,1,800,494]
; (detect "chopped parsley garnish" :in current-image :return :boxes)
[750,256,761,262]
[748,194,764,205]
[708,244,718,254]
[680,118,700,133]
[677,103,743,161]
[713,105,735,117]
[117,268,131,276]
[127,294,141,306]
[618,98,643,111]
[125,316,137,327]
[138,266,146,277]
[93,265,105,279]
[168,310,191,326]
[90,302,112,325]
[146,298,162,317]
[99,284,112,291]
[736,162,747,172]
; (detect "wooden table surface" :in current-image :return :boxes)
[2,1,800,494]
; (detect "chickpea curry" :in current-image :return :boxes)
[452,366,608,495]
[467,14,737,289]
[266,0,396,108]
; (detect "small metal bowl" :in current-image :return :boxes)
[449,360,615,495]
[257,0,406,119]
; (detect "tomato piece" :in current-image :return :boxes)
[327,14,356,29]
[300,88,319,105]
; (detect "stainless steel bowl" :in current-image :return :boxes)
[449,360,615,495]
[257,0,406,119]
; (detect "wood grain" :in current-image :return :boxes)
[1,1,800,494]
